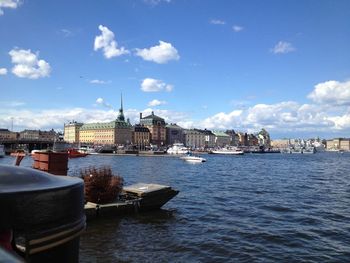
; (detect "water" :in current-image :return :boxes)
[2,153,350,262]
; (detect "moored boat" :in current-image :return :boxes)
[67,148,88,158]
[85,183,179,219]
[167,143,189,155]
[210,147,244,155]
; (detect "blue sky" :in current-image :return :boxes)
[0,0,350,139]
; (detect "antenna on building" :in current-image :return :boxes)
[11,117,14,131]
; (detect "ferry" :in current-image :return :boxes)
[210,147,244,155]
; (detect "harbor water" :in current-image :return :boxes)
[1,153,350,262]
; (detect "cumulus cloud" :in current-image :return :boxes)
[308,80,350,106]
[96,97,113,109]
[232,25,243,32]
[135,41,179,64]
[198,101,334,134]
[0,68,7,75]
[210,19,226,25]
[94,25,129,59]
[0,0,21,16]
[148,99,167,107]
[90,79,110,85]
[9,48,51,79]
[141,78,173,92]
[271,41,295,54]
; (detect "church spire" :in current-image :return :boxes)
[117,93,125,121]
[120,92,123,111]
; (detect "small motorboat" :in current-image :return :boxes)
[67,148,88,158]
[180,154,206,163]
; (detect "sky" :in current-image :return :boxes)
[0,0,350,139]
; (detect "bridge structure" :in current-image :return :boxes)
[0,139,54,153]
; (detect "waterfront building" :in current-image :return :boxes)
[201,129,215,148]
[225,130,239,146]
[79,96,132,145]
[132,125,151,149]
[184,129,215,149]
[247,134,259,147]
[270,139,290,149]
[139,112,166,147]
[184,129,202,149]
[212,131,231,147]
[19,129,40,140]
[237,132,248,146]
[326,138,350,151]
[0,128,18,141]
[39,129,56,142]
[257,128,271,148]
[64,121,83,143]
[166,123,184,146]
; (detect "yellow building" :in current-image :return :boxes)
[132,125,150,149]
[64,121,83,143]
[326,138,350,151]
[0,128,17,141]
[79,97,132,145]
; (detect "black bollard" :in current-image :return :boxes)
[0,165,85,263]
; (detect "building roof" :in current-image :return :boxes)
[212,131,230,137]
[80,120,131,130]
[141,111,165,121]
[166,123,183,129]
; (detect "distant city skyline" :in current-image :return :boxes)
[0,0,350,139]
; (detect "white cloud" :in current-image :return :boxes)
[271,41,295,54]
[141,78,173,92]
[0,100,25,107]
[90,79,110,85]
[9,48,51,79]
[210,19,226,25]
[94,25,129,59]
[0,0,21,16]
[198,101,334,134]
[60,29,73,37]
[96,97,113,109]
[143,0,171,6]
[135,41,179,64]
[232,25,243,32]
[308,80,350,106]
[148,99,167,107]
[0,68,7,75]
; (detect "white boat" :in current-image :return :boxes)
[167,143,189,155]
[0,144,5,158]
[302,147,315,154]
[313,141,325,152]
[78,146,96,154]
[210,147,244,155]
[180,155,206,163]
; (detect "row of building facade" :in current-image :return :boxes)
[63,98,271,149]
[0,128,57,142]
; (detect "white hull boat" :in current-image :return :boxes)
[210,147,244,155]
[180,155,206,163]
[167,143,189,155]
